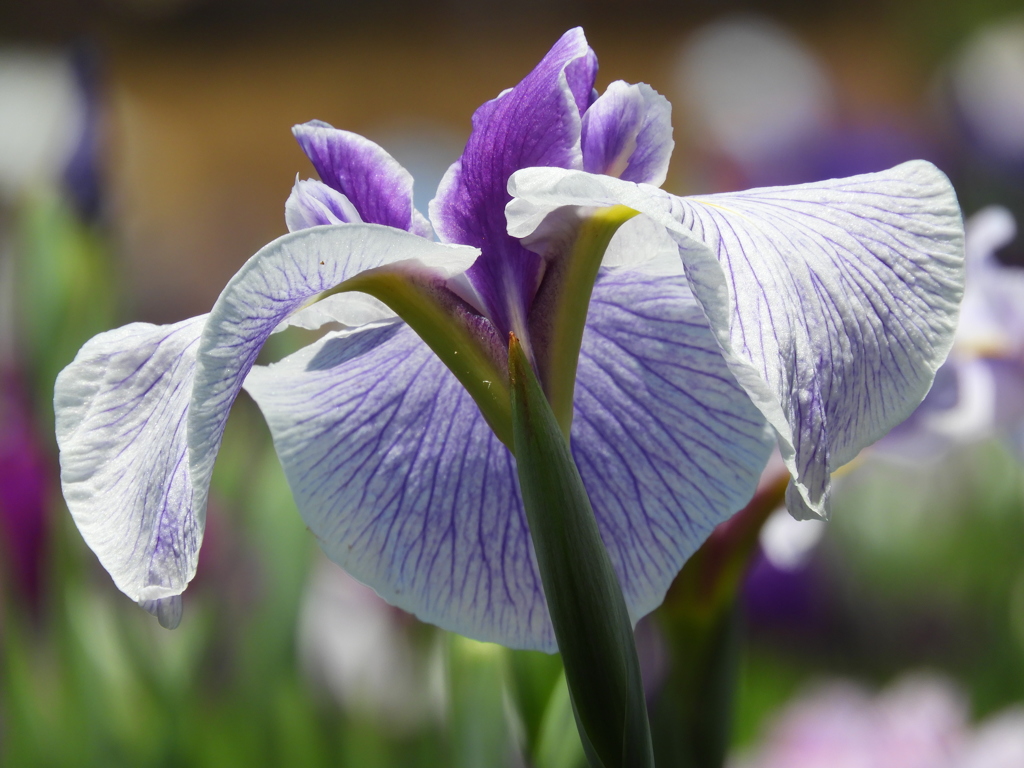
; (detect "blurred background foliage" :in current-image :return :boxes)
[2,0,1024,765]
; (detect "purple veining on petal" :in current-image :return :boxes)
[285,178,362,232]
[429,28,596,340]
[188,225,476,525]
[55,315,206,609]
[581,81,674,186]
[670,167,963,517]
[246,323,547,649]
[573,268,772,622]
[55,226,475,624]
[246,266,771,649]
[293,121,430,236]
[506,163,964,520]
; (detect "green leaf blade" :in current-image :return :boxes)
[508,334,654,768]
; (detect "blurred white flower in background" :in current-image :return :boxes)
[297,556,444,729]
[732,674,1024,768]
[673,16,833,181]
[951,20,1024,163]
[758,507,827,572]
[0,49,85,202]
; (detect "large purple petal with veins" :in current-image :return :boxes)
[428,28,596,338]
[245,324,543,647]
[55,225,477,625]
[55,316,206,626]
[581,81,674,186]
[244,267,771,649]
[293,121,431,237]
[508,161,965,520]
[574,268,773,624]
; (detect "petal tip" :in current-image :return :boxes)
[784,480,829,522]
[140,594,183,630]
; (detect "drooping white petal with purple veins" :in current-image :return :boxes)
[285,178,362,232]
[508,161,965,519]
[293,121,432,237]
[188,225,479,525]
[244,268,771,649]
[428,27,596,338]
[602,215,681,270]
[581,81,674,186]
[54,316,206,624]
[55,225,477,624]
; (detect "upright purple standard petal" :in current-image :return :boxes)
[581,81,674,186]
[429,28,596,339]
[565,46,599,115]
[293,121,431,237]
[508,161,965,519]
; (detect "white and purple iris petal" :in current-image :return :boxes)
[507,160,965,520]
[246,268,771,649]
[55,27,962,651]
[56,227,478,627]
[248,28,771,649]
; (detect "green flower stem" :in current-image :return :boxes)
[447,636,510,768]
[508,334,654,768]
[341,268,513,447]
[650,472,789,768]
[536,205,638,439]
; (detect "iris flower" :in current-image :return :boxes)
[55,29,964,648]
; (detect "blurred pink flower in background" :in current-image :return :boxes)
[732,674,1024,768]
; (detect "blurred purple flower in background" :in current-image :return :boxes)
[950,21,1024,168]
[673,15,936,192]
[0,371,49,610]
[877,205,1024,460]
[0,46,96,611]
[731,674,1024,768]
[61,44,105,223]
[674,16,834,189]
